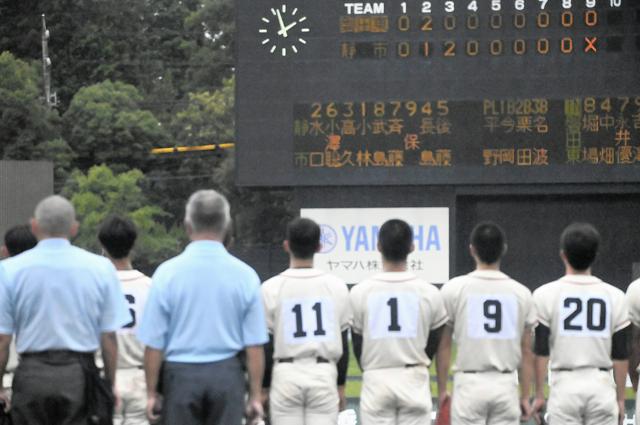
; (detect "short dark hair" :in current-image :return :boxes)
[378,219,413,262]
[4,225,37,257]
[286,218,320,260]
[470,222,506,264]
[98,215,138,260]
[561,222,600,271]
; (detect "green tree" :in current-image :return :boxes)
[63,80,168,172]
[0,51,60,159]
[62,164,181,272]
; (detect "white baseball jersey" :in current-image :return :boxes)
[261,268,351,362]
[349,271,448,371]
[441,270,536,373]
[627,278,640,371]
[116,270,151,369]
[533,274,629,370]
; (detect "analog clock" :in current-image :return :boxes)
[259,4,309,56]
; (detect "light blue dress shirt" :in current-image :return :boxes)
[137,240,268,363]
[0,238,131,353]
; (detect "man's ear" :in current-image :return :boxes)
[315,243,322,253]
[409,242,415,254]
[30,218,39,239]
[283,240,290,254]
[69,221,79,239]
[0,246,9,259]
[502,243,508,257]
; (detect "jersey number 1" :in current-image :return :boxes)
[292,302,326,338]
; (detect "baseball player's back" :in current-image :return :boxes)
[534,276,628,370]
[263,269,351,425]
[442,270,536,425]
[350,271,447,425]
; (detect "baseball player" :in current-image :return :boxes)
[261,217,351,425]
[98,215,151,425]
[349,219,448,425]
[625,275,640,424]
[438,222,536,425]
[532,222,630,425]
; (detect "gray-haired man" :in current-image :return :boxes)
[138,190,268,425]
[0,195,131,424]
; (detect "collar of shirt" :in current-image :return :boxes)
[560,274,603,285]
[280,268,325,278]
[35,238,71,250]
[117,269,146,281]
[469,270,509,280]
[184,240,226,254]
[372,271,417,282]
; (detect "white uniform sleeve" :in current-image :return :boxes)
[440,281,456,327]
[533,286,551,328]
[429,285,449,330]
[523,289,538,328]
[626,280,640,327]
[261,280,277,333]
[349,284,364,334]
[612,288,630,332]
[337,281,352,331]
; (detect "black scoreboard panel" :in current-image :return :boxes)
[236,0,640,186]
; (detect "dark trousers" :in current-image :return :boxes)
[11,351,87,425]
[162,356,245,425]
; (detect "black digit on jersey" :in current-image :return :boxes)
[563,298,607,331]
[312,302,327,336]
[586,298,606,331]
[124,294,136,328]
[292,304,308,338]
[387,297,402,331]
[291,302,326,338]
[563,297,583,330]
[483,299,502,333]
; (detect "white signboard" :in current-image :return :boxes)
[300,208,449,285]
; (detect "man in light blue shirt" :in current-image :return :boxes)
[0,195,131,424]
[138,189,268,425]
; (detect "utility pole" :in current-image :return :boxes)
[41,14,56,108]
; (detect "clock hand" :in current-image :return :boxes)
[276,10,289,37]
[282,20,297,33]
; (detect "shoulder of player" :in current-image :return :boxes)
[626,278,640,297]
[532,279,562,298]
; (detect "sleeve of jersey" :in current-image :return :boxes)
[626,282,640,327]
[0,265,14,335]
[524,291,538,328]
[339,281,353,331]
[260,282,275,333]
[440,282,456,327]
[430,287,449,330]
[349,286,363,334]
[612,290,631,333]
[242,284,269,346]
[99,262,135,332]
[532,288,550,328]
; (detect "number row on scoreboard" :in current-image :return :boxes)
[340,36,636,59]
[395,10,614,31]
[411,0,624,14]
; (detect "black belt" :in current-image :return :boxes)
[405,363,423,368]
[553,367,610,372]
[21,350,94,360]
[461,369,513,374]
[277,357,330,363]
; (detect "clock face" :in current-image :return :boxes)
[259,4,309,56]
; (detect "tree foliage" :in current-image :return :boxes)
[62,165,182,272]
[0,51,60,159]
[63,80,167,172]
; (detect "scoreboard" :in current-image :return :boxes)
[235,0,640,186]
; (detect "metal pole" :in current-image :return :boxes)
[41,14,51,108]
